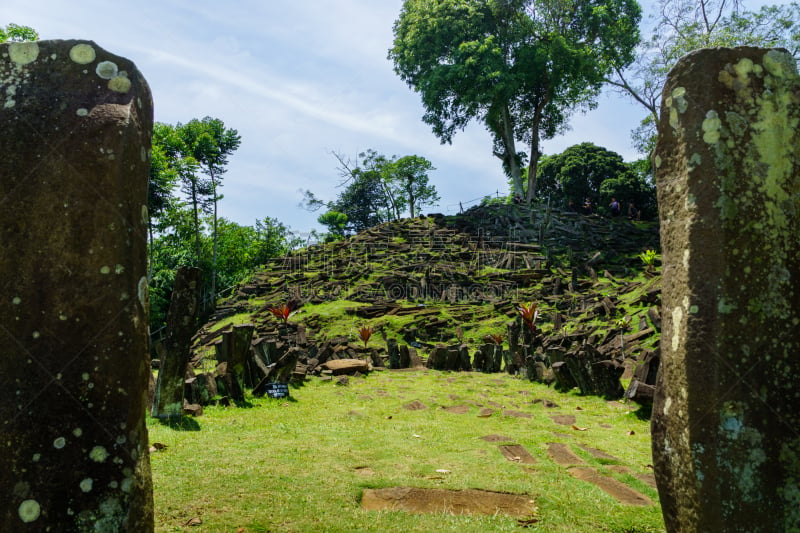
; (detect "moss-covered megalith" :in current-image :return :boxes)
[653,46,800,532]
[0,40,153,530]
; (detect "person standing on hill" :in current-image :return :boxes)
[609,197,621,217]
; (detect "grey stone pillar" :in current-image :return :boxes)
[653,47,800,532]
[0,41,153,530]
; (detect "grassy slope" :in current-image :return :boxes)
[149,371,664,533]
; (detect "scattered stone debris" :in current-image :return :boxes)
[181,205,661,408]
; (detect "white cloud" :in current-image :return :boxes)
[6,0,647,232]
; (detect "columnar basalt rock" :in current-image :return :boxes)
[152,266,202,419]
[653,47,800,532]
[0,41,153,530]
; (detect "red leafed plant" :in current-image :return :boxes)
[517,303,539,333]
[268,303,294,324]
[358,325,374,348]
[485,333,504,345]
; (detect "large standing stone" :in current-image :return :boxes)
[0,41,153,530]
[653,47,800,532]
[151,266,201,419]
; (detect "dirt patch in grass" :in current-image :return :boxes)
[403,400,427,410]
[480,434,514,442]
[443,405,471,414]
[498,444,537,464]
[568,467,653,506]
[361,487,536,517]
[477,408,494,417]
[576,444,621,462]
[608,465,658,489]
[547,442,586,466]
[550,414,576,426]
[503,409,532,419]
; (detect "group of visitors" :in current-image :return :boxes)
[567,197,641,220]
[609,197,641,219]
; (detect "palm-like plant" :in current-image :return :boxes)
[638,249,658,272]
[268,303,294,324]
[485,333,504,345]
[358,326,374,348]
[517,303,539,333]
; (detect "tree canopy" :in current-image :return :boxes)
[304,150,439,239]
[147,118,296,330]
[608,0,800,154]
[389,0,641,201]
[535,142,656,217]
[0,23,38,43]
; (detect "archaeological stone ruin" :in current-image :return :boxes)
[0,40,153,530]
[653,46,800,532]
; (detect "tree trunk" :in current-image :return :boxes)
[210,169,218,302]
[500,105,524,197]
[407,177,416,218]
[526,107,543,203]
[190,183,201,261]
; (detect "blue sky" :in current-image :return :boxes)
[7,1,693,235]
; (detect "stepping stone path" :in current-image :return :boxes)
[546,442,653,506]
[547,442,586,466]
[568,468,652,506]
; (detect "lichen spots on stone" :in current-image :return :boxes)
[12,296,21,305]
[76,108,88,117]
[90,445,109,462]
[69,43,96,65]
[108,72,131,93]
[95,60,118,80]
[669,107,679,131]
[53,436,66,449]
[79,478,93,492]
[702,110,722,144]
[137,276,148,308]
[672,86,688,113]
[9,42,39,65]
[100,266,111,275]
[671,306,684,352]
[18,499,40,523]
[763,50,798,79]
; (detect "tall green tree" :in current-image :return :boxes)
[389,0,641,202]
[389,155,440,218]
[176,117,241,299]
[0,23,38,43]
[152,122,209,261]
[607,0,800,153]
[303,150,439,237]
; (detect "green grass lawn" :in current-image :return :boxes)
[148,370,665,533]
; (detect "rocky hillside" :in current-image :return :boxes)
[187,202,662,402]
